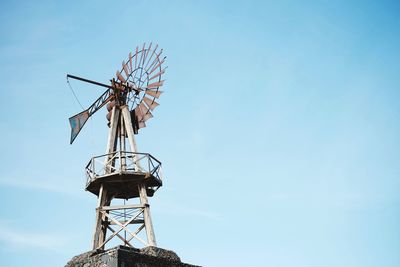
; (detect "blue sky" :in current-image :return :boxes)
[0,0,399,266]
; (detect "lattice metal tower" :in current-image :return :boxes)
[67,43,166,250]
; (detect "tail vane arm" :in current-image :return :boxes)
[69,89,113,144]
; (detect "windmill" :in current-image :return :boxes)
[68,43,166,250]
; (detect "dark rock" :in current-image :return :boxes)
[140,246,181,261]
[65,246,200,267]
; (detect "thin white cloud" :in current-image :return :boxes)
[0,221,68,251]
[0,178,82,196]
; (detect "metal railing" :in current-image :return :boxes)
[85,151,162,186]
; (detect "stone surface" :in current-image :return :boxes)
[65,246,200,267]
[140,246,181,261]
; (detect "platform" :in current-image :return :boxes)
[85,151,162,199]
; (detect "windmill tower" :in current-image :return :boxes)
[67,43,165,250]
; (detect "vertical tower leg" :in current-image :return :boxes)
[92,106,119,250]
[120,112,126,171]
[92,184,110,250]
[139,183,157,246]
[121,105,157,246]
[106,107,120,155]
[121,106,139,153]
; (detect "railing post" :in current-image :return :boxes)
[134,152,139,172]
[119,151,122,172]
[92,158,95,177]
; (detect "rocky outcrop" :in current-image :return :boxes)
[65,246,199,267]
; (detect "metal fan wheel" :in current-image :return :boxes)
[115,43,166,129]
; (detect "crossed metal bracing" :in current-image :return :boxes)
[96,204,150,249]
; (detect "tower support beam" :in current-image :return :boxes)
[139,183,157,246]
[91,104,159,250]
[92,184,110,250]
[121,105,140,170]
[122,105,157,246]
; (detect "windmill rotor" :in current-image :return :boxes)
[112,42,166,132]
[67,43,166,144]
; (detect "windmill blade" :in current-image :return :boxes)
[142,110,153,122]
[129,52,133,72]
[142,42,152,67]
[136,102,153,122]
[143,44,158,70]
[147,80,164,89]
[143,96,159,111]
[145,89,163,99]
[148,57,165,77]
[134,46,139,69]
[135,105,144,120]
[116,71,126,83]
[122,61,130,77]
[138,121,146,129]
[69,110,90,144]
[139,102,149,115]
[145,49,163,73]
[135,104,147,129]
[138,43,146,69]
[148,68,166,81]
